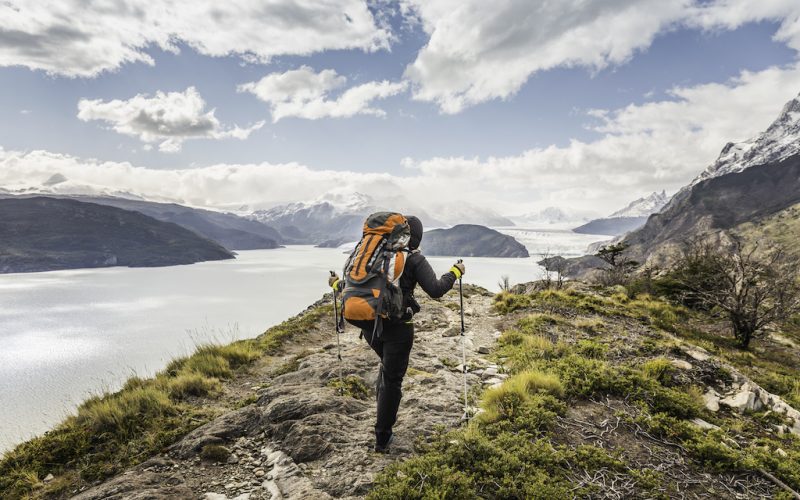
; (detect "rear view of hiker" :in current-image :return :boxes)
[329,213,465,453]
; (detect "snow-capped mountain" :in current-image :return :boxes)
[619,91,800,267]
[690,92,800,187]
[0,172,151,201]
[248,191,517,245]
[608,191,668,218]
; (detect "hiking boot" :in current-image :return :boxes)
[374,434,394,453]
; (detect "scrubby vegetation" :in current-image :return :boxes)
[0,304,332,499]
[370,286,800,498]
[327,375,370,400]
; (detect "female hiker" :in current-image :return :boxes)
[328,215,465,453]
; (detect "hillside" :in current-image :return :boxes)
[423,224,530,257]
[621,93,800,267]
[0,197,234,273]
[3,282,800,498]
[624,153,800,267]
[573,216,649,236]
[73,197,282,251]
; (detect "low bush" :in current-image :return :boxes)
[76,387,175,438]
[166,372,221,400]
[328,376,370,400]
[517,313,565,334]
[492,292,532,314]
[199,444,231,463]
[641,358,676,385]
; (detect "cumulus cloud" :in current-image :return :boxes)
[0,1,391,77]
[401,0,800,113]
[77,87,264,153]
[6,64,800,215]
[238,66,408,122]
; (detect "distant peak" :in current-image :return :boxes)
[43,173,67,186]
[608,190,668,218]
[690,91,800,186]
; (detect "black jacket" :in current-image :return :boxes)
[400,250,457,310]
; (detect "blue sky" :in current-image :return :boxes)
[1,1,800,216]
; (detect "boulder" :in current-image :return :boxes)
[670,359,692,370]
[690,418,719,431]
[703,389,721,412]
[720,383,762,413]
[170,406,263,459]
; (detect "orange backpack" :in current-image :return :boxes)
[341,212,411,338]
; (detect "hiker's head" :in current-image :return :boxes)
[407,216,423,250]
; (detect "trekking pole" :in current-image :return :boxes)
[330,271,344,393]
[458,259,469,421]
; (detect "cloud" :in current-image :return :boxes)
[77,87,264,153]
[238,66,408,122]
[0,1,391,77]
[401,0,800,113]
[5,64,800,215]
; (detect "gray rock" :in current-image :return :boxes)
[690,418,719,431]
[670,359,692,370]
[442,326,460,337]
[477,346,491,354]
[720,382,762,412]
[683,346,711,361]
[170,406,263,459]
[72,470,194,499]
[703,389,721,412]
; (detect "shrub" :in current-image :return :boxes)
[479,372,565,426]
[195,342,260,369]
[166,372,220,400]
[180,352,232,378]
[492,292,532,314]
[200,444,231,463]
[641,358,675,385]
[629,296,685,331]
[328,376,370,400]
[517,313,564,334]
[575,318,605,334]
[547,355,620,398]
[575,339,608,359]
[76,387,175,438]
[497,331,567,373]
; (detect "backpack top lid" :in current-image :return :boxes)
[363,212,410,250]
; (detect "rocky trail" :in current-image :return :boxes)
[72,286,503,499]
[51,283,800,499]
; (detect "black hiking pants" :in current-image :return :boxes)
[361,321,414,446]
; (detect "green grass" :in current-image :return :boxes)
[0,303,332,499]
[371,286,800,497]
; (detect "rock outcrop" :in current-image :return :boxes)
[422,224,529,258]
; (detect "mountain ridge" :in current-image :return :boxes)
[0,197,234,273]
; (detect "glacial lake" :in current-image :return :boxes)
[0,230,608,452]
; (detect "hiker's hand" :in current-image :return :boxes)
[451,261,465,279]
[328,272,340,289]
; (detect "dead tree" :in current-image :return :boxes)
[671,238,800,349]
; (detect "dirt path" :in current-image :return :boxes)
[72,286,501,500]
